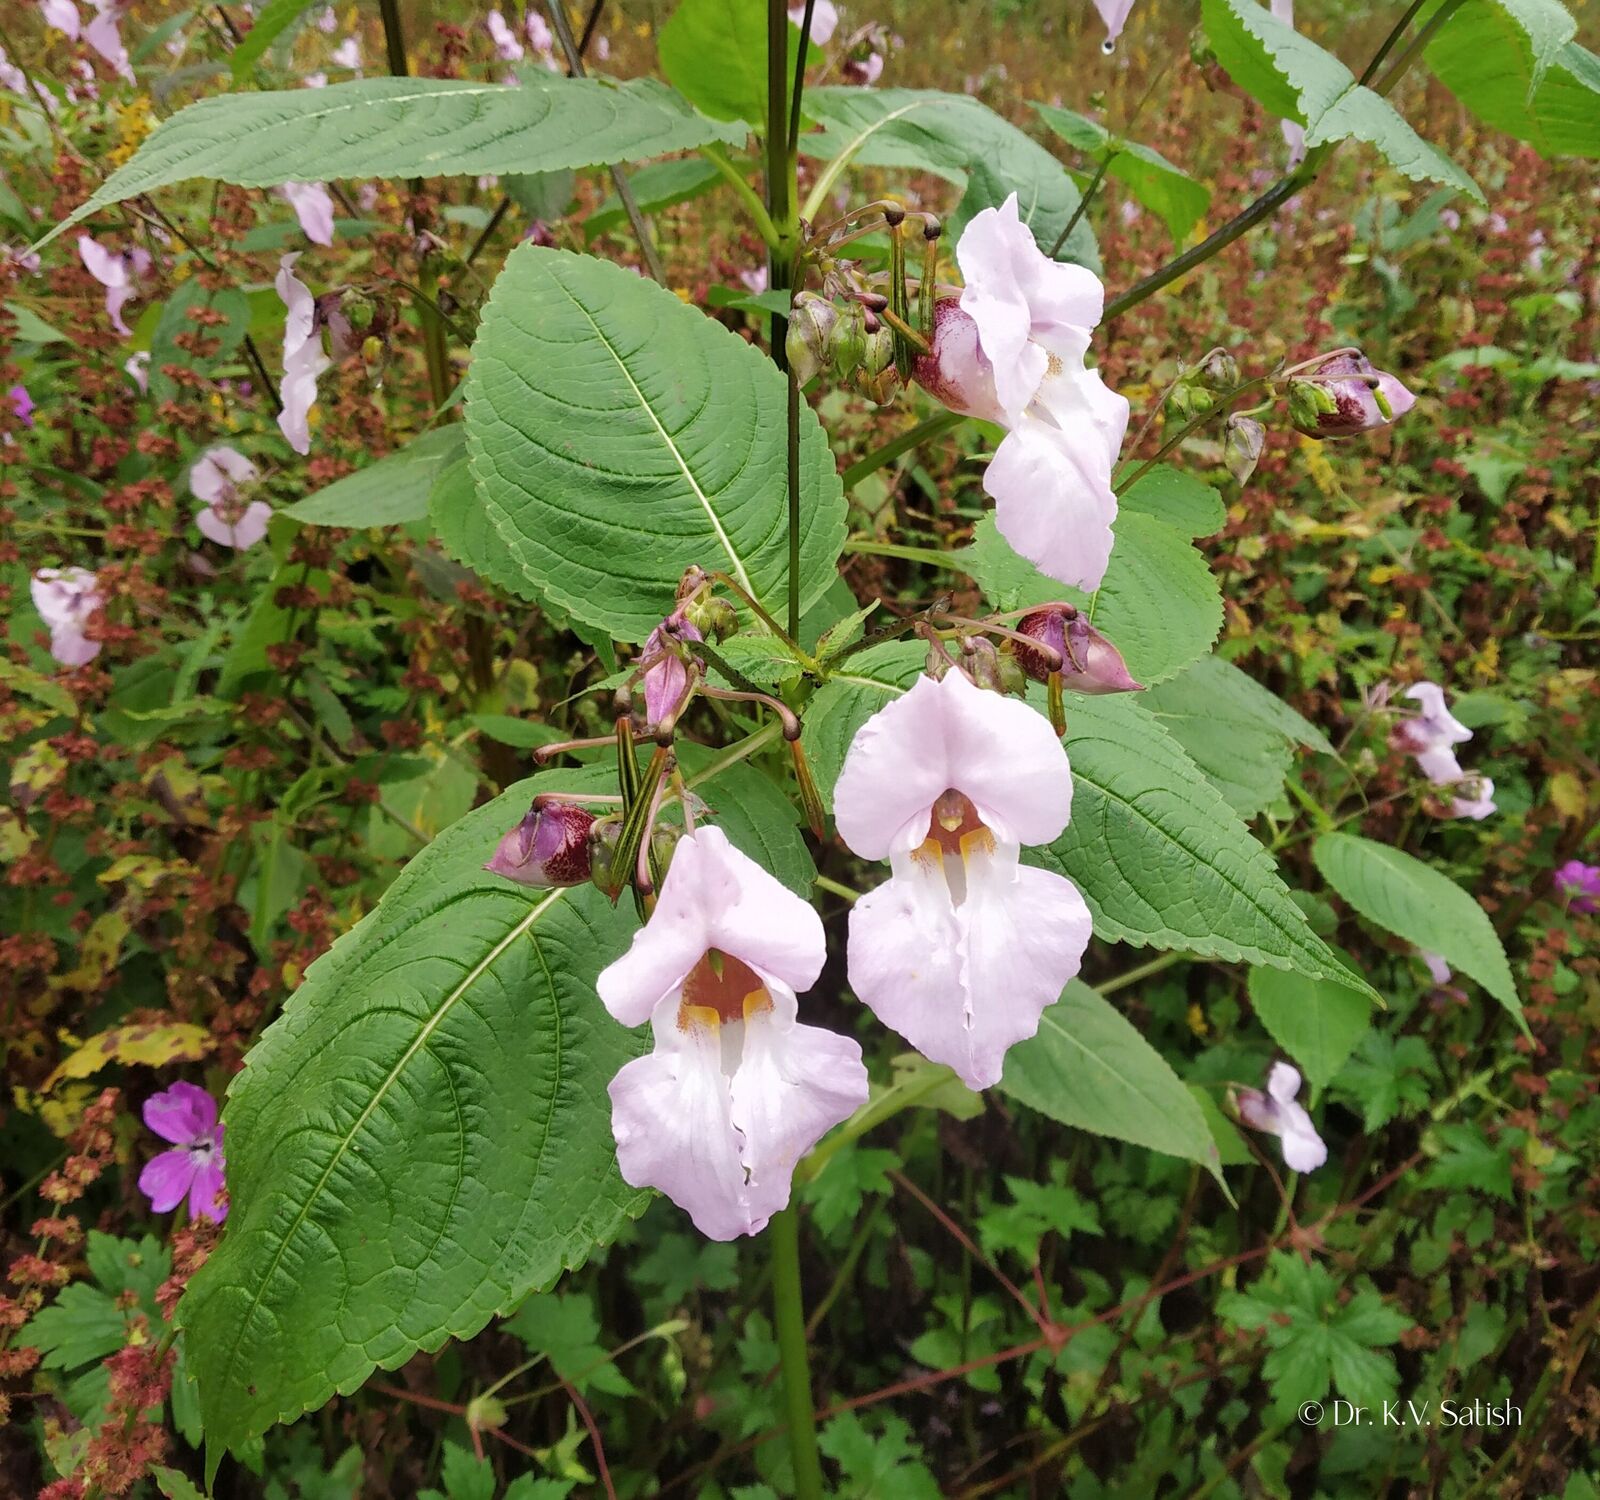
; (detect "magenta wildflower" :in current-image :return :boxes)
[1554,860,1600,914]
[138,1081,228,1223]
[8,384,33,427]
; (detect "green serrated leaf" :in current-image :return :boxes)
[228,0,319,80]
[1117,463,1226,538]
[1202,0,1484,200]
[177,773,651,1462]
[1247,963,1372,1087]
[659,0,807,125]
[1312,832,1521,1022]
[1000,981,1224,1180]
[1425,0,1600,158]
[285,426,465,527]
[799,88,1099,269]
[1038,697,1379,1001]
[37,77,743,250]
[463,246,846,642]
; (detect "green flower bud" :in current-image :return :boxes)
[786,291,838,386]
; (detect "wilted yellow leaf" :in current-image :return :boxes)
[9,740,66,809]
[47,911,131,995]
[43,1021,214,1091]
[0,807,32,862]
[1548,771,1588,821]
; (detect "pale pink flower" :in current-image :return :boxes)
[315,6,337,33]
[0,48,30,99]
[524,11,555,56]
[788,1,839,44]
[1269,0,1307,163]
[77,235,145,336]
[138,1082,227,1222]
[843,49,882,85]
[85,0,134,81]
[1420,951,1452,987]
[486,10,524,61]
[1390,681,1472,786]
[275,253,332,455]
[40,0,82,39]
[914,193,1128,591]
[191,445,271,550]
[1448,774,1496,821]
[124,350,150,391]
[737,264,769,295]
[1234,1061,1327,1173]
[331,35,361,70]
[303,70,328,88]
[279,181,336,247]
[835,668,1092,1091]
[599,828,868,1241]
[1092,0,1136,45]
[638,612,703,727]
[30,566,102,666]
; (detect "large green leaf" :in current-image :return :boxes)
[462,246,846,641]
[1141,654,1330,817]
[798,88,1098,270]
[286,427,465,527]
[1033,102,1211,244]
[1037,697,1378,1000]
[178,775,649,1463]
[658,0,806,126]
[1424,0,1600,158]
[1000,981,1223,1180]
[1201,0,1484,200]
[1312,833,1521,1021]
[962,509,1222,688]
[37,77,742,249]
[1247,963,1372,1087]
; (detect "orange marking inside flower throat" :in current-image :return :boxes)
[913,789,995,867]
[679,949,772,1031]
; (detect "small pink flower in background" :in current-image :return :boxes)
[638,611,703,728]
[593,33,610,60]
[30,566,102,666]
[842,48,882,85]
[487,10,524,61]
[279,181,336,247]
[40,0,82,39]
[124,350,150,391]
[78,235,149,336]
[1440,207,1461,231]
[1234,1062,1327,1173]
[7,384,33,428]
[6,245,43,274]
[1449,774,1496,822]
[524,11,556,60]
[191,445,272,550]
[1268,0,1306,164]
[737,264,769,296]
[331,34,362,70]
[835,668,1092,1091]
[914,192,1128,592]
[1554,860,1600,915]
[1092,0,1136,45]
[1391,680,1473,785]
[303,70,328,88]
[275,252,332,455]
[788,1,839,45]
[315,5,337,32]
[599,827,868,1241]
[138,1082,228,1223]
[1420,951,1453,987]
[85,0,134,81]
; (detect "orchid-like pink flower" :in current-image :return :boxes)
[1554,860,1600,915]
[77,235,148,336]
[40,0,82,39]
[1390,681,1472,785]
[138,1082,228,1223]
[190,445,272,550]
[8,384,33,428]
[275,252,332,455]
[788,1,839,44]
[1233,1061,1327,1174]
[1092,0,1136,45]
[85,0,134,81]
[486,10,524,61]
[485,801,596,888]
[834,668,1092,1090]
[30,566,102,666]
[331,34,362,70]
[279,181,336,247]
[637,611,703,728]
[914,193,1128,591]
[599,827,868,1241]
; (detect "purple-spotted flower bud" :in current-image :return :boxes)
[786,291,838,386]
[1287,351,1416,439]
[1223,414,1266,485]
[485,801,596,887]
[1013,605,1142,695]
[639,612,703,728]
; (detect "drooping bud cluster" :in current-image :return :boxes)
[1287,350,1416,439]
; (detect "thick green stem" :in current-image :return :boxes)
[770,1207,826,1500]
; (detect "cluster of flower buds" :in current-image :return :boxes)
[1164,348,1240,422]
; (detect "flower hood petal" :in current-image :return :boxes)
[143,1080,217,1144]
